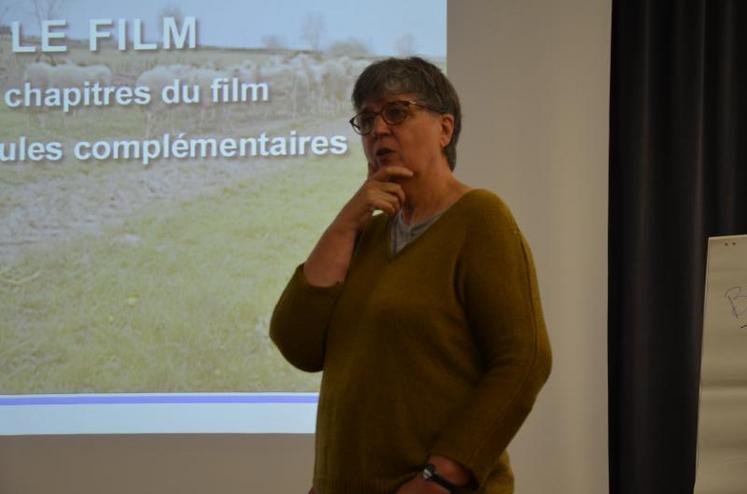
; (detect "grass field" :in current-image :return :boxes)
[0,18,448,397]
[0,148,366,394]
[0,38,375,395]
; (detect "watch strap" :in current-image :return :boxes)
[422,463,460,493]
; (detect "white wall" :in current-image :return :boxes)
[0,2,611,493]
[0,434,315,493]
[449,2,611,493]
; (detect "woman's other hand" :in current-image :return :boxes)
[395,476,449,494]
[396,455,473,494]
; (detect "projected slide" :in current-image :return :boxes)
[0,0,446,434]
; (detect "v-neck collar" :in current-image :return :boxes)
[384,188,481,260]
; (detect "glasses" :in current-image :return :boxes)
[349,100,438,135]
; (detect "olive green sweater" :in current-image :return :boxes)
[270,189,552,494]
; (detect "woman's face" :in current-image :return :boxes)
[359,93,454,178]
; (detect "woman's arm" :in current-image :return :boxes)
[270,165,412,371]
[427,197,552,488]
[303,165,411,286]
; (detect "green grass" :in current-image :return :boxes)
[0,78,157,142]
[1,40,368,394]
[0,149,366,393]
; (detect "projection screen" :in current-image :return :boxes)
[0,0,446,435]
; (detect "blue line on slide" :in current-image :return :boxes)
[0,394,319,406]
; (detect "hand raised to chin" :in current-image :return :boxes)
[330,164,413,234]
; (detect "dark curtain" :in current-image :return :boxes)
[609,1,747,493]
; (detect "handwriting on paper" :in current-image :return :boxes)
[724,286,747,329]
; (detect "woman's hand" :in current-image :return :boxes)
[395,476,449,494]
[330,165,412,235]
[307,487,318,494]
[302,164,412,287]
[396,455,473,494]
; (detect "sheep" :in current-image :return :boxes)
[21,61,113,124]
[255,63,297,118]
[320,59,349,114]
[135,64,192,136]
[289,54,326,115]
[186,66,231,129]
[24,62,113,91]
[81,64,113,86]
[20,62,55,127]
[226,61,264,121]
[22,62,53,90]
[292,68,311,117]
[346,58,370,82]
[305,62,326,114]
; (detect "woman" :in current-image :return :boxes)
[270,57,551,494]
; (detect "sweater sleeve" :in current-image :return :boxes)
[430,198,552,488]
[269,264,344,372]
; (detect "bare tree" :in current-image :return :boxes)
[394,33,417,57]
[300,12,325,52]
[158,4,185,37]
[30,0,65,23]
[261,34,287,50]
[24,0,67,62]
[159,4,184,25]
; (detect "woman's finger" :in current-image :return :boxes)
[370,165,413,183]
[335,171,407,232]
[359,183,396,207]
[361,181,404,207]
[369,190,402,216]
[379,182,406,206]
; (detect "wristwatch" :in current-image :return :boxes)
[422,463,460,493]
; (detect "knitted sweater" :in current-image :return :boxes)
[270,189,552,494]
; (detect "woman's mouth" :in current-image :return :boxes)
[375,148,396,164]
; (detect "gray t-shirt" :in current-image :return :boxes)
[390,209,444,254]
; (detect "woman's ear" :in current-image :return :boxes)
[439,114,455,148]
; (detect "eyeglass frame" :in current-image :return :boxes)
[349,99,441,135]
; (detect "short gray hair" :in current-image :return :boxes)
[351,57,461,170]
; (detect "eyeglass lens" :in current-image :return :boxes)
[353,102,412,134]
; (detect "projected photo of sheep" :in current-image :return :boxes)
[0,0,446,395]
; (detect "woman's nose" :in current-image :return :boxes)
[371,113,391,136]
